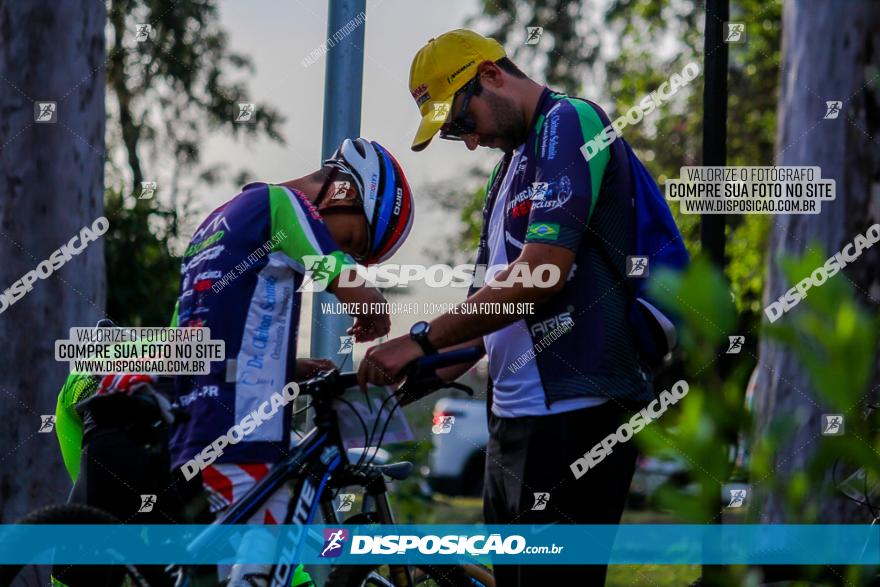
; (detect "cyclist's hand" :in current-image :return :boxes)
[97,373,157,395]
[347,312,390,342]
[295,358,337,380]
[357,335,422,391]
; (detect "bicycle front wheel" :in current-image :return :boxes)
[0,503,167,587]
[325,562,494,587]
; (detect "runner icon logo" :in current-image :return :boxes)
[138,494,157,513]
[298,255,339,292]
[35,102,57,123]
[431,103,450,123]
[726,336,744,354]
[824,101,842,120]
[727,489,747,508]
[140,181,157,200]
[321,528,349,558]
[626,256,649,277]
[724,23,746,43]
[432,415,455,435]
[822,414,844,436]
[235,103,256,123]
[338,335,354,355]
[135,24,151,42]
[336,494,356,512]
[531,492,550,511]
[525,27,544,45]
[38,415,56,433]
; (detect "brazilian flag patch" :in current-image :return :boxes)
[526,222,560,241]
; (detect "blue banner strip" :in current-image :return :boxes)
[0,524,878,565]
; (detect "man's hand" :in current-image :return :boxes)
[295,358,337,381]
[357,335,423,391]
[347,311,390,342]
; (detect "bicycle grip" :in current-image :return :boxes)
[415,346,483,371]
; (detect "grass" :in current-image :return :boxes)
[607,564,700,586]
[425,497,701,585]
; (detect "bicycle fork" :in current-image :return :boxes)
[365,472,415,587]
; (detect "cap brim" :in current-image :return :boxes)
[411,95,454,152]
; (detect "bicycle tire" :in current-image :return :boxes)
[325,562,494,587]
[0,503,161,587]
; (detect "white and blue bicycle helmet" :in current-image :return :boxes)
[323,138,415,265]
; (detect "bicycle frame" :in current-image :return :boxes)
[185,408,346,587]
[179,347,483,587]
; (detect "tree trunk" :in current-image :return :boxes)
[0,0,106,521]
[754,0,880,522]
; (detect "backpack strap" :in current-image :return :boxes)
[477,152,513,422]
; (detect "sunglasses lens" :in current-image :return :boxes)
[440,118,475,141]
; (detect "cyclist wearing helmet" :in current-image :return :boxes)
[52,137,414,587]
[170,137,413,527]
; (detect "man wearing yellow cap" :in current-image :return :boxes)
[359,29,654,586]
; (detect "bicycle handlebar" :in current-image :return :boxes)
[412,346,484,372]
[299,346,483,400]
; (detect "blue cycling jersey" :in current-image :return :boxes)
[170,182,352,467]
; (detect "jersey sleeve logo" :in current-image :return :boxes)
[526,222,560,241]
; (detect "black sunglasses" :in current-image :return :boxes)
[439,76,482,141]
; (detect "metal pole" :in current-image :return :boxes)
[310,0,366,363]
[701,4,729,585]
[305,3,365,582]
[701,0,728,267]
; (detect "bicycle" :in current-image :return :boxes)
[0,347,495,587]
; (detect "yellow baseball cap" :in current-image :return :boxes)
[408,29,507,151]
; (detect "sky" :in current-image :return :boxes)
[204,0,500,350]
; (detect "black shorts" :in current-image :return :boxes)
[483,401,642,586]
